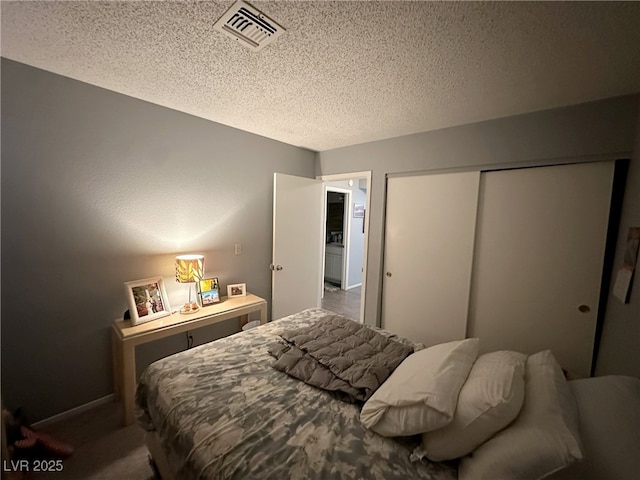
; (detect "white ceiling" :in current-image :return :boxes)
[2,1,639,152]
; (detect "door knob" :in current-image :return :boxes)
[578,304,590,313]
[269,264,284,271]
[276,264,283,271]
[386,272,392,277]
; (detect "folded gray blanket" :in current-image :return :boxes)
[268,315,413,403]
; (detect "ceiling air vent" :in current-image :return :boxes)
[213,1,285,51]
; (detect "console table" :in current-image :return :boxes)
[112,293,267,425]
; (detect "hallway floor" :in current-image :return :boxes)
[321,285,361,321]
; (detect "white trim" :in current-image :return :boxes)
[32,394,115,429]
[317,171,372,324]
[319,171,371,182]
[346,283,362,290]
[343,195,352,290]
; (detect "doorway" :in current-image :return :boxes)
[324,188,349,289]
[319,172,371,323]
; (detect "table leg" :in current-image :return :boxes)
[121,342,136,426]
[259,302,267,324]
[111,327,122,401]
[239,314,249,329]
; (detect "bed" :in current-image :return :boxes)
[136,308,639,480]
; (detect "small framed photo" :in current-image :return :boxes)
[198,277,221,307]
[227,283,247,298]
[124,277,171,325]
[354,204,365,218]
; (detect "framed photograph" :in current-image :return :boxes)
[198,277,221,307]
[354,204,365,218]
[227,283,247,298]
[124,277,171,325]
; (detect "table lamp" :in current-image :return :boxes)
[175,254,205,313]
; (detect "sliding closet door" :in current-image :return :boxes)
[382,172,480,346]
[468,161,614,377]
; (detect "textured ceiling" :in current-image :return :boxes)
[2,1,640,151]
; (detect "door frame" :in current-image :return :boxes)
[317,171,372,324]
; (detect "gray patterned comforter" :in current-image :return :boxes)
[136,308,456,480]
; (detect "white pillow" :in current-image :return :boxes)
[458,350,583,480]
[417,350,526,461]
[360,338,479,437]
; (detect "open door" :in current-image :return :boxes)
[272,173,324,320]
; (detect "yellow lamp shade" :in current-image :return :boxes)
[175,254,204,283]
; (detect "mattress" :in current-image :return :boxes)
[136,308,455,480]
[547,374,640,480]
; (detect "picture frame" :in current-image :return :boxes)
[124,276,171,325]
[227,283,247,298]
[354,204,365,218]
[198,277,221,307]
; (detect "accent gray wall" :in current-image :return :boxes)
[2,58,638,424]
[1,59,315,422]
[317,94,640,377]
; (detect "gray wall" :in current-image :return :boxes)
[2,59,637,424]
[1,59,315,422]
[317,94,640,377]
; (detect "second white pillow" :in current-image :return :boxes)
[417,350,526,461]
[458,350,583,480]
[360,338,479,437]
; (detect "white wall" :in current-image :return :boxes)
[317,94,640,377]
[1,59,316,421]
[347,185,366,288]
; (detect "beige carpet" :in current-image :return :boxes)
[28,402,153,480]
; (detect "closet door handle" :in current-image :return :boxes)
[578,304,590,313]
[386,272,392,277]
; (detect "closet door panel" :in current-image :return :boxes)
[468,161,614,377]
[382,172,480,346]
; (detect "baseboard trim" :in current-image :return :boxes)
[346,283,362,290]
[32,394,115,429]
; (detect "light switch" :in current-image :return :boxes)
[234,243,242,255]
